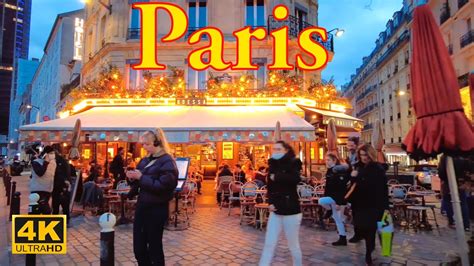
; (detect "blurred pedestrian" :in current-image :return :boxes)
[345,144,389,265]
[110,147,125,186]
[0,158,11,197]
[319,154,350,246]
[52,151,72,223]
[259,141,303,266]
[30,146,57,214]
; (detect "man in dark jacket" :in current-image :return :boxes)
[52,152,71,223]
[110,147,125,186]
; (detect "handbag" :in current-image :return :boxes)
[377,210,394,257]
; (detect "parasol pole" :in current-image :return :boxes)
[446,156,470,266]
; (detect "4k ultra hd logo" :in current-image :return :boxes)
[12,215,67,254]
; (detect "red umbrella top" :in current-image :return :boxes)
[402,4,474,160]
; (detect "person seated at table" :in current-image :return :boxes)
[86,165,103,183]
[189,162,203,194]
[216,164,233,204]
[318,154,350,246]
[242,161,255,181]
[234,164,246,183]
[254,166,268,187]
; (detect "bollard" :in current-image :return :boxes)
[8,181,16,206]
[99,213,116,266]
[26,193,40,266]
[9,191,21,221]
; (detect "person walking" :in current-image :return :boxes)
[345,144,389,265]
[345,136,363,243]
[110,147,126,186]
[126,129,178,266]
[30,146,57,214]
[0,158,11,198]
[259,141,303,266]
[318,154,350,246]
[52,152,72,224]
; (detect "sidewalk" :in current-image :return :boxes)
[1,177,464,265]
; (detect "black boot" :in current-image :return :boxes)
[332,235,347,246]
[349,235,362,243]
[365,253,373,265]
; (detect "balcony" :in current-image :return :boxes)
[268,15,334,52]
[356,103,379,117]
[362,123,374,131]
[448,43,453,55]
[440,4,451,25]
[355,85,376,102]
[127,28,140,40]
[458,0,468,9]
[460,30,474,49]
[375,30,410,68]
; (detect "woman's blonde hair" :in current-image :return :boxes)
[141,128,171,154]
[357,143,377,163]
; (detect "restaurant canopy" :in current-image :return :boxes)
[20,106,316,143]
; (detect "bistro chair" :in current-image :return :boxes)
[228,181,243,216]
[297,185,318,222]
[239,182,258,225]
[255,192,270,231]
[217,176,233,210]
[181,181,198,219]
[388,179,399,185]
[389,185,409,227]
[406,185,439,230]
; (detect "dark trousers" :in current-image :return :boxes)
[444,192,470,229]
[31,191,52,214]
[52,190,70,222]
[359,225,377,264]
[133,203,169,266]
[2,175,11,197]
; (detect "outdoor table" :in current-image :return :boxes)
[110,188,131,225]
[407,190,437,230]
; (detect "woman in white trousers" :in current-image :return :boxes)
[259,141,303,266]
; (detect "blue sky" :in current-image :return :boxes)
[29,0,403,88]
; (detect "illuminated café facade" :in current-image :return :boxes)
[19,0,363,177]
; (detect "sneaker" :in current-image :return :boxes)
[348,236,362,243]
[332,236,347,246]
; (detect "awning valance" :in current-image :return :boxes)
[299,106,363,123]
[20,106,315,143]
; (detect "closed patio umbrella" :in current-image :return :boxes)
[68,119,82,160]
[371,119,386,163]
[326,119,338,157]
[274,121,281,142]
[402,4,474,265]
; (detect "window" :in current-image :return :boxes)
[295,5,308,32]
[397,112,401,119]
[249,58,266,89]
[187,66,207,91]
[390,116,393,121]
[128,67,143,90]
[189,0,207,31]
[130,7,140,28]
[389,94,392,100]
[382,118,385,124]
[246,0,265,27]
[391,138,394,143]
[467,18,472,32]
[398,137,402,143]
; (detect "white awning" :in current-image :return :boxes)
[299,106,363,122]
[20,106,315,143]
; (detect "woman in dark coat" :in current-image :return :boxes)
[318,153,350,246]
[126,129,178,266]
[259,141,303,266]
[345,144,389,265]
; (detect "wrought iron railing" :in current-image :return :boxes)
[440,4,451,25]
[362,123,373,131]
[127,28,140,40]
[267,15,334,52]
[356,103,379,117]
[458,0,468,9]
[460,30,474,49]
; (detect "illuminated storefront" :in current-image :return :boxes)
[19,97,361,178]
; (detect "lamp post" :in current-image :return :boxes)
[328,28,345,38]
[26,105,40,124]
[81,0,112,14]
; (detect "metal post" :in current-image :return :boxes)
[8,180,16,206]
[9,191,21,221]
[446,156,470,266]
[99,213,116,266]
[6,175,11,205]
[26,193,40,266]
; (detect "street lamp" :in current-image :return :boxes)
[81,0,112,14]
[328,28,345,37]
[398,91,406,96]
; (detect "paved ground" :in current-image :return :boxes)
[0,174,466,265]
